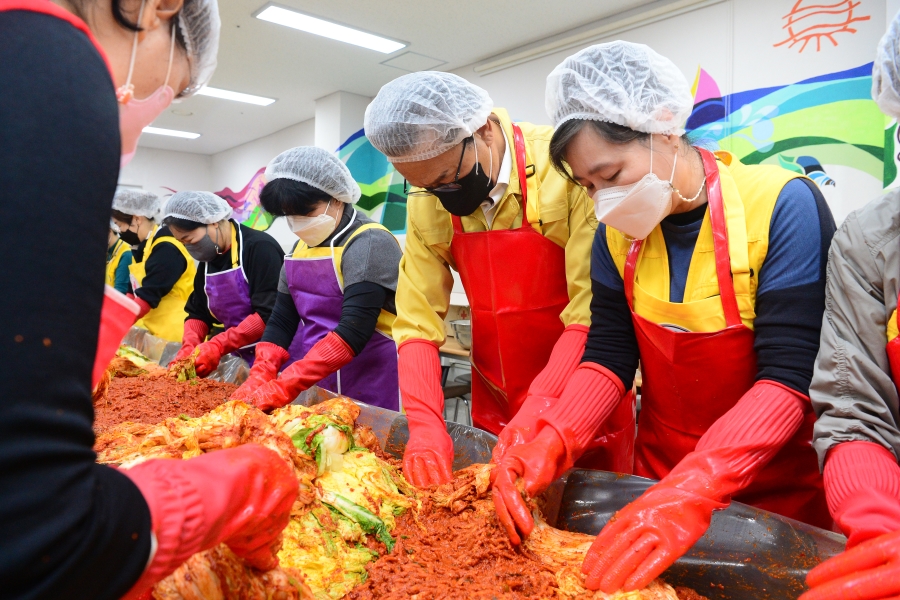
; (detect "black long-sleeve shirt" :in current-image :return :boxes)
[0,11,151,599]
[132,226,188,309]
[184,222,284,327]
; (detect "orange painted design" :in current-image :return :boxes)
[774,0,870,53]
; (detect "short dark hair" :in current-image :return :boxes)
[260,179,331,217]
[162,216,207,232]
[70,0,188,51]
[111,209,134,225]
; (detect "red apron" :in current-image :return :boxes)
[450,123,634,473]
[627,148,829,527]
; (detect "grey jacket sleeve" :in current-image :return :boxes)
[810,190,900,468]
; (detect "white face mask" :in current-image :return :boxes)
[287,200,338,247]
[592,136,677,240]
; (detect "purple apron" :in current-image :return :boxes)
[284,213,400,411]
[205,223,258,365]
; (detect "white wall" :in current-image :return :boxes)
[118,147,212,199]
[210,118,316,191]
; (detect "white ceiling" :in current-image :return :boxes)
[140,0,656,155]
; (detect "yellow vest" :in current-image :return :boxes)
[888,310,898,342]
[291,222,397,337]
[105,239,129,288]
[129,225,196,342]
[606,152,803,332]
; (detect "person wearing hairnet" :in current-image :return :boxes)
[162,191,284,377]
[230,146,402,412]
[0,0,297,597]
[798,16,900,600]
[111,188,196,342]
[107,220,133,294]
[365,71,636,488]
[490,41,837,593]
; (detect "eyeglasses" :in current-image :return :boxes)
[404,136,474,196]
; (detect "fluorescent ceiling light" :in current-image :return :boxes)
[256,5,405,54]
[196,86,275,106]
[142,126,200,139]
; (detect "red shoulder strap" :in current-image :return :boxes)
[624,147,741,327]
[0,0,114,77]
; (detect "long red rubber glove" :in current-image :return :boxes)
[231,342,290,402]
[172,318,209,362]
[119,444,298,599]
[92,285,140,388]
[399,339,453,488]
[194,313,266,377]
[492,325,587,464]
[582,381,807,593]
[249,332,354,412]
[799,529,900,600]
[492,362,624,544]
[823,440,900,549]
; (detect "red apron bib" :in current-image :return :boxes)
[449,123,634,473]
[627,148,829,527]
[0,0,113,75]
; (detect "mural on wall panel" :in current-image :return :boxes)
[214,167,273,231]
[774,0,871,52]
[687,61,885,223]
[337,129,407,234]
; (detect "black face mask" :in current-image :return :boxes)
[119,229,141,246]
[433,161,494,217]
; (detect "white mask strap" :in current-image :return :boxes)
[121,0,147,97]
[164,22,176,88]
[670,147,679,183]
[488,144,493,182]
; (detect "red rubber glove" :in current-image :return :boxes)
[492,325,587,464]
[195,313,266,377]
[582,381,807,593]
[127,293,152,320]
[492,362,624,543]
[823,441,900,549]
[172,319,209,362]
[249,332,354,412]
[399,339,453,488]
[231,342,290,402]
[119,444,298,599]
[92,285,140,388]
[800,529,900,600]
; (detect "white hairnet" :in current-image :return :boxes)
[364,71,494,163]
[873,11,900,118]
[177,0,221,97]
[112,188,161,220]
[546,41,694,135]
[265,146,361,205]
[165,191,232,224]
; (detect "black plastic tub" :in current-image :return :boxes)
[297,390,847,599]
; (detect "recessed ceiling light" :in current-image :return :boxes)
[196,86,276,106]
[255,5,405,54]
[142,126,200,139]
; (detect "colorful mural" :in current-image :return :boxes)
[687,62,884,195]
[337,129,406,233]
[214,167,273,231]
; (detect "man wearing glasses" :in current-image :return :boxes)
[365,71,635,487]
